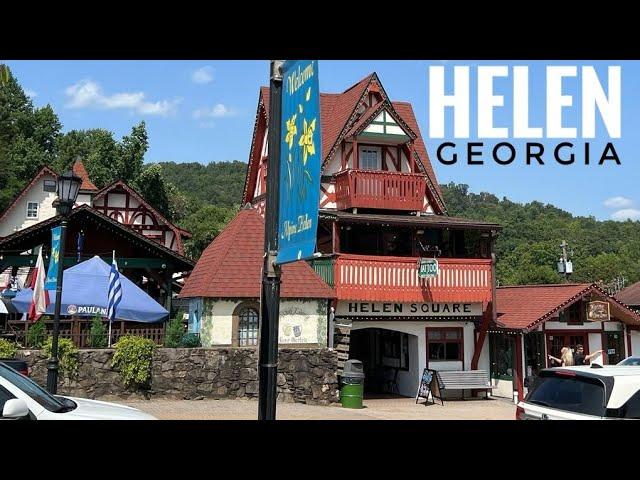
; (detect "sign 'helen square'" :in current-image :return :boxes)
[276,60,322,265]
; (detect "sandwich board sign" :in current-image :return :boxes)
[415,368,443,405]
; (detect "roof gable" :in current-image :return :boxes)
[179,207,335,299]
[0,166,58,223]
[615,281,640,306]
[496,283,640,331]
[242,72,446,212]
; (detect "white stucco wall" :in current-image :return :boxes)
[349,320,475,397]
[199,298,328,348]
[0,175,58,237]
[631,330,640,356]
[588,333,604,365]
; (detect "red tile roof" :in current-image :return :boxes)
[72,159,98,191]
[178,207,335,299]
[615,282,640,306]
[496,283,640,331]
[247,73,445,211]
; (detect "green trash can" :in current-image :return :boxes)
[340,359,365,409]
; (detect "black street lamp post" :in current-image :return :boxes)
[46,171,81,394]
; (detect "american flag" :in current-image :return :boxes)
[107,255,122,321]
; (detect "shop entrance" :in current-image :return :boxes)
[524,332,545,379]
[546,333,588,366]
[349,328,418,397]
[603,331,625,364]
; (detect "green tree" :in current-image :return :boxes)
[180,204,237,259]
[116,121,148,182]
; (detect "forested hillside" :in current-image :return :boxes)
[442,183,640,288]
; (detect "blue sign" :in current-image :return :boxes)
[276,60,322,265]
[44,226,62,290]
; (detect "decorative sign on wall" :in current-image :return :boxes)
[587,301,610,322]
[336,301,482,317]
[418,258,438,279]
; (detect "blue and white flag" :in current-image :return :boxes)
[107,255,122,321]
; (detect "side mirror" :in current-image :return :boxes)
[2,398,30,419]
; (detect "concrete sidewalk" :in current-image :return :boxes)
[120,396,516,420]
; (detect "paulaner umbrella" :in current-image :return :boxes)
[11,256,168,323]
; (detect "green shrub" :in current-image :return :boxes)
[164,317,185,348]
[0,338,18,358]
[179,332,201,348]
[43,337,78,378]
[89,315,108,348]
[26,319,46,348]
[111,335,156,389]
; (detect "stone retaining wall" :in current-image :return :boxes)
[16,348,340,405]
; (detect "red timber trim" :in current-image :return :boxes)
[381,146,388,171]
[353,138,359,170]
[125,191,131,224]
[514,333,524,402]
[385,146,400,172]
[319,185,335,208]
[471,302,492,370]
[242,92,268,204]
[341,142,351,170]
[601,331,608,364]
[627,326,633,356]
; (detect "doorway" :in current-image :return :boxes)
[524,332,545,379]
[349,328,418,397]
[546,333,588,367]
[603,331,625,365]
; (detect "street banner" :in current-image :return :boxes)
[44,226,62,290]
[276,60,322,265]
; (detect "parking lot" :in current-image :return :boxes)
[120,396,516,420]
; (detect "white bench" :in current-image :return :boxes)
[436,370,494,402]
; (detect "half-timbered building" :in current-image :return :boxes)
[242,73,502,396]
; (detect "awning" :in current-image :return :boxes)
[11,256,169,323]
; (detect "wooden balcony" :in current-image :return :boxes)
[334,170,427,211]
[333,254,493,303]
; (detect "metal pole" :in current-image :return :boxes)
[258,60,284,421]
[46,216,68,394]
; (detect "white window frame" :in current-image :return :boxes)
[26,202,39,219]
[43,180,57,192]
[358,146,381,171]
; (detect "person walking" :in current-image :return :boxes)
[548,346,574,366]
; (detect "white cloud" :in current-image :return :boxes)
[193,103,237,119]
[24,89,37,98]
[604,196,633,209]
[65,79,180,116]
[192,66,214,84]
[611,209,640,221]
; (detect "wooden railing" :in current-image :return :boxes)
[334,169,427,211]
[308,256,335,287]
[334,254,493,303]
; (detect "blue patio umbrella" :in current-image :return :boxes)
[11,256,169,323]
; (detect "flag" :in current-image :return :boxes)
[28,249,49,322]
[107,255,122,321]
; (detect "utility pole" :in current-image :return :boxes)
[557,240,573,283]
[258,60,284,421]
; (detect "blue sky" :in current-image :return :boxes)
[6,60,638,221]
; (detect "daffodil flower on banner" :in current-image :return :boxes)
[285,113,297,150]
[298,117,316,165]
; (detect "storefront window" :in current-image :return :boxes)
[490,333,514,380]
[427,328,462,361]
[559,301,584,325]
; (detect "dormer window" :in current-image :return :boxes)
[359,146,381,170]
[43,180,57,192]
[26,202,39,219]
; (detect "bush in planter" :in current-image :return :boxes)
[43,337,79,378]
[164,317,185,348]
[89,314,108,348]
[111,335,156,389]
[0,338,18,358]
[26,318,46,348]
[179,332,201,348]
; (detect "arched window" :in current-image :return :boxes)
[238,307,259,346]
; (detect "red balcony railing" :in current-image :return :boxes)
[334,170,427,211]
[334,254,493,303]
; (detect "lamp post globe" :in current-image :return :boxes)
[46,170,82,394]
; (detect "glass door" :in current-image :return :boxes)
[546,333,588,366]
[524,332,545,378]
[604,331,625,365]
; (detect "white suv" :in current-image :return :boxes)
[517,365,640,420]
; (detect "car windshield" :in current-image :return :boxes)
[0,363,67,413]
[525,373,608,417]
[618,357,640,366]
